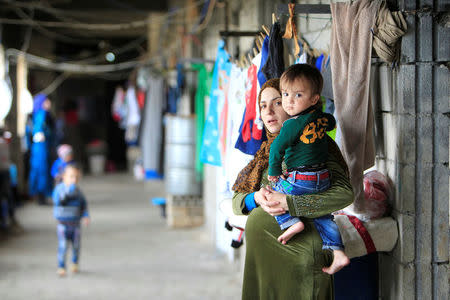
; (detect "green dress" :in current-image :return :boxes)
[232,148,354,300]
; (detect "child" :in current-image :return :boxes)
[51,144,74,183]
[268,64,349,274]
[52,164,89,276]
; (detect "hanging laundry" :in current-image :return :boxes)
[235,62,266,156]
[295,51,308,64]
[137,67,151,90]
[141,74,164,178]
[282,3,301,57]
[166,69,179,114]
[167,88,178,114]
[321,55,334,100]
[111,86,125,123]
[257,36,270,86]
[200,40,232,166]
[372,2,407,64]
[124,86,141,145]
[330,0,380,214]
[137,89,145,109]
[261,21,285,80]
[251,53,264,141]
[241,65,257,143]
[315,53,325,72]
[218,67,232,165]
[192,63,213,180]
[224,65,254,196]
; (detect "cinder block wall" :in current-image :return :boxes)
[374,1,449,298]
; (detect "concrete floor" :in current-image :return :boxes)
[0,174,241,300]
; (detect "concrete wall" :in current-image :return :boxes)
[373,1,449,299]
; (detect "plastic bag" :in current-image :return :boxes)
[362,170,391,219]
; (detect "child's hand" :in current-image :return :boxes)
[82,217,90,226]
[268,175,279,182]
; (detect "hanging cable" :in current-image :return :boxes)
[6,48,141,73]
[0,0,207,31]
[20,8,34,52]
[8,3,99,45]
[35,72,70,95]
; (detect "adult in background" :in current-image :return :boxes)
[28,94,55,205]
[232,79,354,299]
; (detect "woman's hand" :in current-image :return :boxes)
[264,186,289,211]
[254,187,286,216]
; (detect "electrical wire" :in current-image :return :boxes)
[309,19,332,46]
[7,3,99,45]
[20,8,34,52]
[35,72,70,95]
[6,48,142,73]
[0,0,208,31]
[67,36,146,64]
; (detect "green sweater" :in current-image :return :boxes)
[268,110,335,176]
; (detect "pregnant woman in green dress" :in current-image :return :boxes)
[232,78,354,299]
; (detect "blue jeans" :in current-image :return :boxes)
[273,169,344,251]
[57,223,81,268]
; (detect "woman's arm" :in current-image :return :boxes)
[232,188,286,216]
[232,192,251,215]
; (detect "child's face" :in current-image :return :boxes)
[62,167,79,186]
[281,78,320,116]
[63,154,73,162]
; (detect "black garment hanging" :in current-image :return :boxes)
[261,21,285,81]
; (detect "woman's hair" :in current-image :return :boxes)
[280,64,323,96]
[258,78,281,109]
[232,78,281,194]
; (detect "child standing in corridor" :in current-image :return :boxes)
[52,164,90,276]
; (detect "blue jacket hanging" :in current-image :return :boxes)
[200,40,232,166]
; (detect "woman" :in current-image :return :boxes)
[232,79,354,299]
[28,94,54,205]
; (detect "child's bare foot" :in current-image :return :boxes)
[322,250,350,274]
[278,221,305,245]
[70,263,79,273]
[57,268,66,277]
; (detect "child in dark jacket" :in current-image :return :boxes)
[52,164,89,276]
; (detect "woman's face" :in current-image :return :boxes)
[259,87,290,134]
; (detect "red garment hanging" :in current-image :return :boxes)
[241,64,258,142]
[137,89,146,109]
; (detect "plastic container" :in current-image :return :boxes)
[165,167,201,196]
[164,115,200,196]
[89,154,105,175]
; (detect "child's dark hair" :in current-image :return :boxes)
[280,64,324,96]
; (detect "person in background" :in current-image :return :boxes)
[28,94,55,205]
[51,144,74,183]
[53,164,90,277]
[0,130,23,234]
